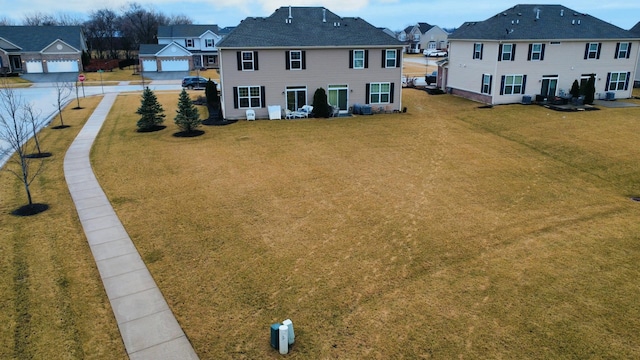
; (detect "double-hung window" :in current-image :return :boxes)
[473,43,483,59]
[238,51,257,71]
[237,86,262,108]
[287,50,304,70]
[481,74,492,94]
[499,44,515,61]
[607,72,630,91]
[186,39,194,47]
[368,82,391,104]
[501,75,526,95]
[385,49,397,68]
[585,42,601,59]
[615,42,631,59]
[205,39,214,47]
[529,43,544,61]
[353,50,365,69]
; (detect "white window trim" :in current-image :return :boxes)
[617,42,629,58]
[503,75,524,95]
[290,50,302,70]
[474,43,482,59]
[205,39,214,47]
[482,74,491,94]
[237,86,261,108]
[502,44,513,61]
[608,72,628,91]
[353,49,365,69]
[587,43,599,59]
[186,39,194,47]
[370,82,391,104]
[531,43,543,61]
[241,51,254,71]
[385,49,397,68]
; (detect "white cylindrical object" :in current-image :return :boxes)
[282,319,294,345]
[279,325,289,355]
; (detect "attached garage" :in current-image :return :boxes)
[142,60,158,72]
[47,60,79,73]
[160,59,189,71]
[26,61,43,73]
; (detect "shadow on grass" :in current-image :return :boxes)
[51,125,70,130]
[24,152,52,159]
[136,125,167,133]
[11,203,49,216]
[202,119,238,126]
[173,130,205,138]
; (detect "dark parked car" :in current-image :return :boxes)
[182,76,209,89]
[425,71,438,85]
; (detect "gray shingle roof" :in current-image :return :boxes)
[157,25,220,38]
[0,26,85,52]
[417,22,434,34]
[217,7,403,48]
[449,4,638,40]
[139,44,169,55]
[631,21,640,35]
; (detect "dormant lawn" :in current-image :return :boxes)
[2,87,640,358]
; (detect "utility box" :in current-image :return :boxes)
[270,323,281,349]
[522,95,532,105]
[606,92,615,101]
[361,105,372,115]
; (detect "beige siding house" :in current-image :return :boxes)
[631,21,640,87]
[399,23,449,54]
[216,7,404,120]
[445,4,640,105]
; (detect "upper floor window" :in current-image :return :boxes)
[528,43,545,61]
[186,39,194,47]
[615,42,631,59]
[500,74,526,95]
[237,51,258,71]
[350,49,368,69]
[205,39,214,47]
[385,49,398,68]
[286,50,305,70]
[584,42,601,59]
[498,43,515,61]
[473,43,483,60]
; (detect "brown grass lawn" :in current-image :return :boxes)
[0,96,126,359]
[2,87,640,358]
[89,90,640,358]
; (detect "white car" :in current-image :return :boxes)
[423,50,448,57]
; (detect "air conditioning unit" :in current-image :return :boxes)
[606,92,615,101]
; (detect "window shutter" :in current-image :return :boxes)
[627,43,632,59]
[349,50,353,68]
[500,75,505,95]
[233,87,238,108]
[596,43,602,59]
[237,52,242,70]
[511,44,516,61]
[528,44,532,61]
[522,75,527,94]
[540,44,545,61]
[498,44,503,61]
[365,83,370,104]
[481,74,484,92]
[489,75,492,94]
[480,44,483,60]
[615,43,620,59]
[381,50,386,68]
[254,51,259,70]
[473,45,477,59]
[390,83,395,103]
[625,72,631,90]
[260,86,266,108]
[584,43,589,59]
[605,72,611,90]
[286,51,290,70]
[364,50,369,68]
[302,51,306,69]
[396,50,401,67]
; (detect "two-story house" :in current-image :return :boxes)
[445,4,640,105]
[631,21,640,87]
[216,6,404,120]
[0,26,87,75]
[139,24,222,72]
[399,23,448,54]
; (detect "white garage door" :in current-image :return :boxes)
[142,60,157,72]
[47,60,79,73]
[160,59,189,71]
[26,61,43,73]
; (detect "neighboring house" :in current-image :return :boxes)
[139,24,222,72]
[0,26,87,75]
[631,21,640,87]
[398,23,448,54]
[445,4,640,105]
[216,6,404,120]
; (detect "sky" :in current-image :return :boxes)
[1,0,638,31]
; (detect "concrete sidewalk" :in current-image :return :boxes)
[63,93,198,360]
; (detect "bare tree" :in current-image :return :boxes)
[0,16,15,26]
[52,82,73,128]
[119,3,168,49]
[84,8,120,59]
[0,81,47,213]
[168,14,193,25]
[22,11,57,26]
[22,104,50,158]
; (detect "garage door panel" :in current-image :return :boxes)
[161,59,189,71]
[26,61,43,73]
[143,60,157,72]
[47,60,79,73]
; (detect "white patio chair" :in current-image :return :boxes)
[246,109,256,121]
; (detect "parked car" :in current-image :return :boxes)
[423,49,448,57]
[425,71,438,85]
[182,76,209,89]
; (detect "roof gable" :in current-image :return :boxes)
[417,22,434,33]
[449,4,637,40]
[0,26,85,52]
[0,37,21,51]
[42,39,79,53]
[157,42,191,57]
[217,7,403,48]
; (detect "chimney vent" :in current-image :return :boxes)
[536,9,540,20]
[560,9,564,17]
[323,8,326,23]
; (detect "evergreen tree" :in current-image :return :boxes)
[205,79,219,108]
[312,88,331,118]
[570,80,580,98]
[174,89,201,133]
[584,74,596,104]
[136,87,165,131]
